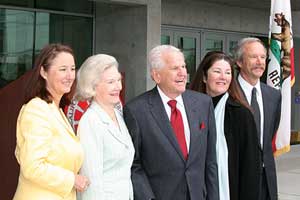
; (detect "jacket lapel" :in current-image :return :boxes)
[148,88,186,162]
[182,92,202,166]
[238,78,266,151]
[90,102,130,147]
[49,102,77,139]
[261,84,271,150]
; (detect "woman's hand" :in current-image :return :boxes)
[74,174,90,192]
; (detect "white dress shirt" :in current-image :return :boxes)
[157,86,191,151]
[238,74,264,147]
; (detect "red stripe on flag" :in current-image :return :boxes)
[291,47,295,85]
[272,132,277,153]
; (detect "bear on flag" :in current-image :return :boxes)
[267,0,294,156]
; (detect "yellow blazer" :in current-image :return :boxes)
[13,97,83,200]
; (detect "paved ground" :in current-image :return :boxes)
[276,144,300,200]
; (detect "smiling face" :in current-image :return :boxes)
[151,51,187,99]
[40,52,75,102]
[94,66,122,107]
[237,41,266,86]
[205,59,232,97]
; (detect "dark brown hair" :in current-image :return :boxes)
[190,51,249,109]
[24,43,75,108]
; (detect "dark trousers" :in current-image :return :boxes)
[259,168,270,200]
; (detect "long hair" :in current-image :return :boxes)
[24,43,75,108]
[190,51,249,109]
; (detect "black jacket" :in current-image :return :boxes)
[213,95,261,200]
[237,81,282,200]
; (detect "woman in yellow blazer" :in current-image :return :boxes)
[13,44,90,200]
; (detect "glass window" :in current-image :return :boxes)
[0,9,34,88]
[0,8,93,89]
[229,40,238,57]
[205,38,223,52]
[177,36,196,83]
[161,29,200,86]
[35,12,93,67]
[0,0,93,14]
[201,32,225,59]
[36,0,93,14]
[161,35,170,45]
[0,0,34,8]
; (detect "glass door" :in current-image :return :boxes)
[35,12,93,67]
[201,32,225,59]
[0,7,93,89]
[161,29,173,45]
[174,31,200,84]
[161,29,200,84]
[227,34,244,58]
[0,9,34,88]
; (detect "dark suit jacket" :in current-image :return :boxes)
[123,87,219,200]
[218,96,261,200]
[238,81,281,200]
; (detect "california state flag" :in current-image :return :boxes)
[267,0,294,156]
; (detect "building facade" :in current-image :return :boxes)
[0,0,299,199]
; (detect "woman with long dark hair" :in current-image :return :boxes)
[190,51,261,200]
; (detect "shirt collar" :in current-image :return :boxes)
[157,86,184,107]
[238,74,262,98]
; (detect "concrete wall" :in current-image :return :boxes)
[93,0,300,130]
[162,0,300,131]
[293,11,300,37]
[94,0,160,102]
[94,0,299,102]
[146,1,161,90]
[162,0,300,37]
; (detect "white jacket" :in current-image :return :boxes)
[77,101,134,200]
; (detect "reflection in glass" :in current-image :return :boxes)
[0,0,93,14]
[161,35,170,45]
[36,0,93,14]
[205,39,223,52]
[0,8,93,89]
[0,0,34,8]
[0,9,34,88]
[229,41,238,58]
[35,13,93,67]
[177,36,196,84]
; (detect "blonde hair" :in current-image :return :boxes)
[75,54,118,101]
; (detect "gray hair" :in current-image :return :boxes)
[235,37,266,62]
[148,45,183,70]
[75,54,118,101]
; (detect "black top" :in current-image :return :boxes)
[213,94,261,200]
[212,93,224,107]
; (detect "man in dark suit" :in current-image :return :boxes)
[123,45,219,200]
[235,38,281,200]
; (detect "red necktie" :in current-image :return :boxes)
[168,100,188,160]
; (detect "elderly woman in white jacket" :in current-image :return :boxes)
[75,54,134,200]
